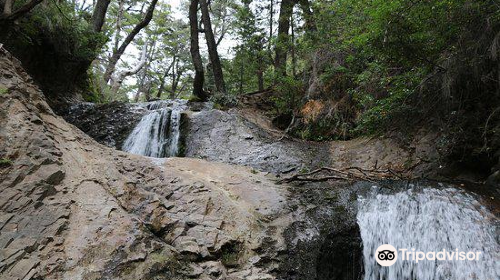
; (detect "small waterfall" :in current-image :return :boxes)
[357,185,499,280]
[122,100,187,157]
[167,107,182,157]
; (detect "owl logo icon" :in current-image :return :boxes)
[378,250,395,261]
[375,244,398,266]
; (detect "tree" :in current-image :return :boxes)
[273,0,314,78]
[90,0,111,32]
[156,59,174,98]
[209,0,234,47]
[189,0,208,101]
[274,0,294,77]
[233,0,267,92]
[200,0,226,93]
[102,0,159,84]
[110,44,148,96]
[159,19,191,99]
[297,0,315,32]
[0,0,44,22]
[268,0,274,52]
[135,38,157,101]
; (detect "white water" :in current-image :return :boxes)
[122,100,187,157]
[357,186,499,280]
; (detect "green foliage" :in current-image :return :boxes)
[0,0,107,102]
[0,86,8,95]
[225,0,272,96]
[272,76,303,116]
[188,95,203,102]
[0,158,13,168]
[353,67,426,135]
[209,91,239,109]
[303,0,499,139]
[19,1,106,63]
[294,119,346,141]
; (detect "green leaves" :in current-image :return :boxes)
[299,0,498,137]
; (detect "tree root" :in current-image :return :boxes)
[279,166,414,184]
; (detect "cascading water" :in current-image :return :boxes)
[122,100,187,157]
[167,107,182,157]
[357,185,499,280]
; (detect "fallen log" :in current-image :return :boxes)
[279,166,412,184]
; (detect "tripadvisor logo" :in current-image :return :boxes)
[375,244,398,266]
[375,244,482,267]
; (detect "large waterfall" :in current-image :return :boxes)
[357,185,499,280]
[122,100,187,157]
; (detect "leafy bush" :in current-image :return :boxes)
[272,76,304,116]
[0,1,106,102]
[302,0,499,139]
[209,92,239,109]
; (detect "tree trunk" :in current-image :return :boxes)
[274,0,294,77]
[103,0,158,84]
[171,65,183,98]
[200,0,226,93]
[239,60,244,95]
[156,71,168,99]
[268,0,273,52]
[2,0,13,16]
[0,0,43,21]
[134,40,156,101]
[157,57,175,99]
[257,54,265,91]
[90,0,111,32]
[169,56,180,99]
[110,44,148,95]
[291,13,296,77]
[189,0,208,101]
[144,81,152,101]
[112,0,124,52]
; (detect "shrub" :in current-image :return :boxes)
[209,92,239,109]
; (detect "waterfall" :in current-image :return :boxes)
[357,185,499,280]
[122,100,187,158]
[167,107,182,157]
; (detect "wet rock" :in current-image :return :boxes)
[183,109,323,174]
[61,102,147,149]
[175,237,201,260]
[276,182,367,280]
[486,170,500,189]
[201,261,224,276]
[486,150,500,190]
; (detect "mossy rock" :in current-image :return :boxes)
[0,86,8,95]
[0,158,13,168]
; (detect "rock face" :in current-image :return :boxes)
[182,109,327,174]
[61,102,147,149]
[0,47,368,280]
[182,108,440,177]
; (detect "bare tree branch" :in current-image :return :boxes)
[0,0,44,22]
[103,0,159,83]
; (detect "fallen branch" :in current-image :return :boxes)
[278,114,295,141]
[245,87,273,96]
[279,166,413,184]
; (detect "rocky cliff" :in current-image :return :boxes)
[0,47,367,280]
